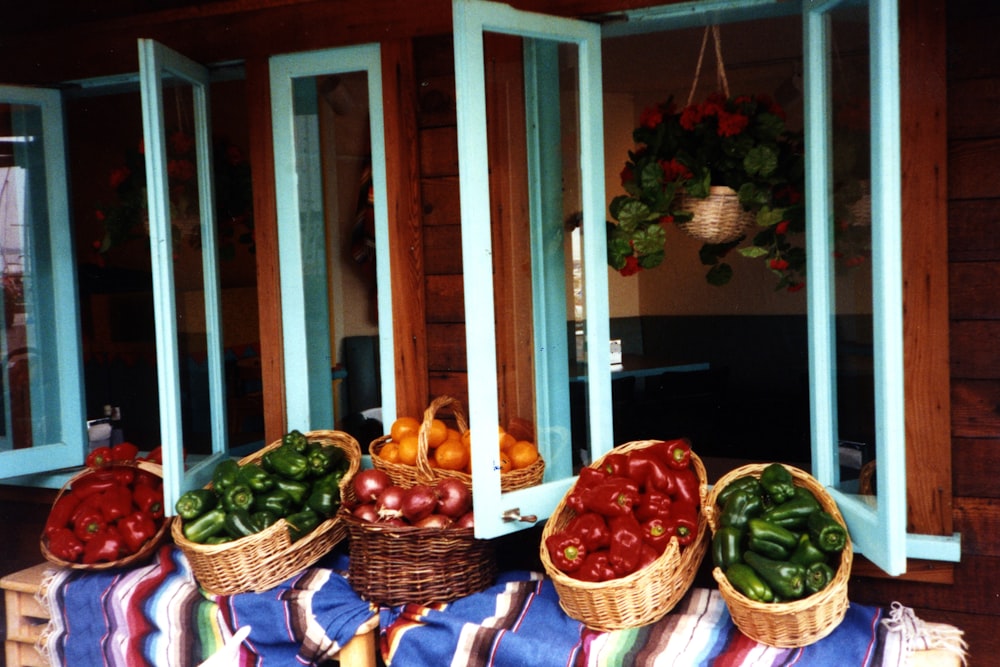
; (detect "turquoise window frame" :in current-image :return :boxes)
[0,85,87,479]
[138,39,231,512]
[453,0,611,538]
[269,44,396,433]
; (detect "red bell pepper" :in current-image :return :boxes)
[566,467,610,513]
[142,446,163,464]
[626,449,672,493]
[580,478,640,517]
[71,471,123,499]
[666,465,701,507]
[133,483,164,519]
[565,511,611,551]
[47,527,84,562]
[110,441,139,462]
[72,503,107,542]
[573,552,616,583]
[118,510,157,553]
[133,468,162,490]
[45,492,82,536]
[82,525,123,564]
[608,513,645,577]
[85,446,113,468]
[634,542,662,571]
[97,484,133,523]
[635,489,672,523]
[657,438,693,470]
[641,516,675,553]
[600,452,629,477]
[545,531,587,573]
[671,500,699,547]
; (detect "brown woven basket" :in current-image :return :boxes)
[704,463,852,648]
[675,186,756,244]
[340,508,497,607]
[370,395,544,493]
[171,430,360,595]
[41,459,172,570]
[539,440,709,631]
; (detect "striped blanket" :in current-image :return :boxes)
[39,544,376,666]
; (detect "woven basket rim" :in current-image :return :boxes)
[41,459,171,570]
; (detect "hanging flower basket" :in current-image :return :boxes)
[674,186,757,244]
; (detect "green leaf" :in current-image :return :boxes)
[707,263,733,285]
[611,198,653,232]
[755,206,785,228]
[632,222,667,256]
[638,250,665,269]
[738,245,769,259]
[744,144,779,178]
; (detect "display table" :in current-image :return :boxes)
[3,546,965,667]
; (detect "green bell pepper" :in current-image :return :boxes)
[282,429,310,453]
[237,462,275,493]
[711,525,745,571]
[719,487,763,530]
[761,486,821,529]
[743,550,807,600]
[305,443,345,477]
[748,518,800,551]
[251,510,278,532]
[715,475,761,509]
[306,474,342,518]
[273,477,310,506]
[221,483,255,513]
[286,508,321,541]
[182,507,227,543]
[253,488,294,517]
[211,458,241,492]
[224,508,261,539]
[805,561,836,594]
[725,563,774,602]
[789,533,829,566]
[807,510,848,553]
[203,535,232,545]
[175,489,218,521]
[266,444,310,481]
[759,463,796,505]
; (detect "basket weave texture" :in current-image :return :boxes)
[369,395,544,492]
[41,460,172,570]
[340,508,497,607]
[539,440,709,632]
[675,186,756,244]
[171,430,360,595]
[704,463,852,648]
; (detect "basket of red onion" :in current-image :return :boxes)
[339,468,496,606]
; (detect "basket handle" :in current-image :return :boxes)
[686,24,730,107]
[415,395,468,481]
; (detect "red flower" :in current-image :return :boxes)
[775,220,790,235]
[788,281,806,293]
[769,258,790,271]
[639,106,663,129]
[169,130,194,155]
[716,110,749,137]
[619,255,641,277]
[658,158,692,182]
[657,214,674,226]
[109,166,131,189]
[679,105,704,131]
[620,164,634,185]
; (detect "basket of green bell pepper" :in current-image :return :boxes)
[706,461,853,648]
[170,429,360,595]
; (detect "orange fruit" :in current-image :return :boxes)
[397,433,420,466]
[427,419,449,448]
[498,452,513,474]
[509,440,539,470]
[499,431,516,453]
[461,429,473,449]
[390,416,421,443]
[434,439,470,471]
[379,441,400,463]
[445,427,462,444]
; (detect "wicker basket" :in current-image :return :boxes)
[675,186,756,244]
[171,430,361,595]
[539,440,709,631]
[340,508,497,607]
[704,463,852,648]
[370,395,544,493]
[41,460,173,570]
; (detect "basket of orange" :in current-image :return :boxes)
[370,395,544,492]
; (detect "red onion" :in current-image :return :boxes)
[414,514,453,529]
[353,469,391,503]
[401,484,438,523]
[352,503,379,523]
[435,478,472,519]
[454,511,475,529]
[375,485,406,520]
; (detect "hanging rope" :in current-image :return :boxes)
[686,24,730,107]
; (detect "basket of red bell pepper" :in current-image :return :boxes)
[40,445,171,570]
[703,462,853,648]
[539,438,709,632]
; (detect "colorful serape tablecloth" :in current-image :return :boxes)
[37,544,959,666]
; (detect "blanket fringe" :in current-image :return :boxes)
[881,601,968,666]
[34,566,70,666]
